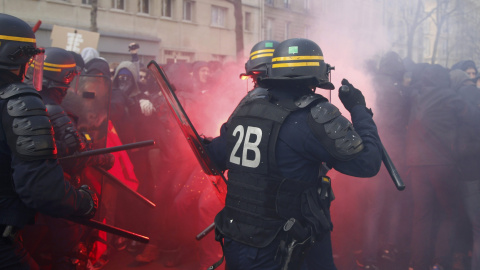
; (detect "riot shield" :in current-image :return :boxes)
[147,61,227,202]
[62,73,111,150]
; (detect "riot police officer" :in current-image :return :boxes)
[0,13,97,270]
[205,38,383,270]
[32,47,113,269]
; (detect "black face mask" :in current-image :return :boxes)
[117,74,135,96]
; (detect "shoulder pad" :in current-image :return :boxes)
[310,101,342,124]
[45,104,64,116]
[308,102,364,161]
[15,135,57,159]
[45,104,73,130]
[6,95,48,117]
[1,84,56,160]
[0,82,40,100]
[294,94,327,108]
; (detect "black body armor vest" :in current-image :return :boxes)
[216,91,363,248]
[217,92,324,248]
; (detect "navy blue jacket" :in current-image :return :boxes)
[206,89,383,184]
[0,83,92,229]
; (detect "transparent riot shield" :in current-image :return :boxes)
[62,73,111,150]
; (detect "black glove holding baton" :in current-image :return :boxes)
[339,79,405,191]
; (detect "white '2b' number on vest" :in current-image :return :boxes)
[230,125,262,168]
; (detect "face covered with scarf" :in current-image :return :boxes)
[116,68,136,96]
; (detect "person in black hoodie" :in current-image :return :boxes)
[450,69,480,270]
[358,51,412,269]
[406,64,478,270]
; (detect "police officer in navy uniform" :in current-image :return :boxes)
[30,47,113,269]
[205,38,383,269]
[0,13,97,270]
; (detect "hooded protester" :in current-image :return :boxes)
[450,69,480,270]
[451,60,478,80]
[358,51,411,269]
[406,64,479,270]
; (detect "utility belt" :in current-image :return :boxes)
[275,176,334,270]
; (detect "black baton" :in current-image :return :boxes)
[340,84,405,191]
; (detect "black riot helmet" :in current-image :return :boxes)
[244,40,279,78]
[0,13,43,70]
[42,47,79,90]
[259,38,334,90]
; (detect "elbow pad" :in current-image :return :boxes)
[308,101,364,161]
[1,83,56,161]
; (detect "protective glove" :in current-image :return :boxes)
[78,185,98,219]
[139,99,155,116]
[338,79,366,112]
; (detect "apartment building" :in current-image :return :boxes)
[0,0,317,65]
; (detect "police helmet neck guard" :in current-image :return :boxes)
[41,47,78,90]
[259,38,334,90]
[0,13,43,70]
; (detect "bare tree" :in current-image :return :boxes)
[401,0,435,60]
[90,0,98,32]
[455,0,480,63]
[227,0,244,63]
[430,0,459,64]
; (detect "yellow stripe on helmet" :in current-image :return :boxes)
[272,62,320,68]
[44,62,76,68]
[272,55,323,62]
[250,49,275,57]
[0,34,36,43]
[43,66,62,72]
[251,53,273,60]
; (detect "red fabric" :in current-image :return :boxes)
[106,120,139,191]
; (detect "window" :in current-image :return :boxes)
[183,0,193,21]
[284,0,290,9]
[211,5,227,27]
[82,0,92,4]
[305,25,310,38]
[162,0,172,18]
[265,0,273,6]
[139,0,150,14]
[112,0,124,10]
[284,21,290,39]
[266,18,273,39]
[245,12,252,31]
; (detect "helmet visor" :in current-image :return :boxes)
[31,51,44,91]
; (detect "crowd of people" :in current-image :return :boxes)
[352,52,480,270]
[1,12,480,270]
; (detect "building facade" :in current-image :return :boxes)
[0,0,318,65]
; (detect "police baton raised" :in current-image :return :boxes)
[59,140,156,161]
[196,222,215,241]
[68,217,149,243]
[339,85,405,191]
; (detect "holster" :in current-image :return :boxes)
[275,218,314,270]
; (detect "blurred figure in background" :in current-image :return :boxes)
[357,51,412,270]
[450,68,480,270]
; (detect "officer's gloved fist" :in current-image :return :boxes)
[78,185,98,219]
[338,79,366,112]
